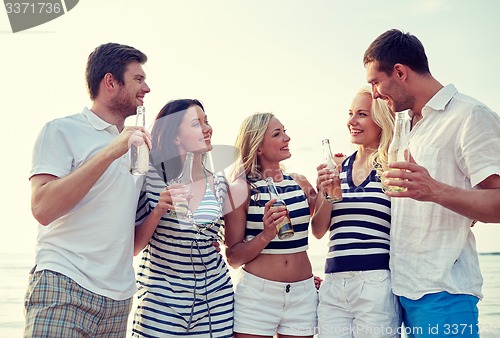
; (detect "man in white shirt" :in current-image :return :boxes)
[25,42,151,337]
[363,29,500,338]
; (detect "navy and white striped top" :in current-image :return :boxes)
[133,167,233,337]
[245,173,310,254]
[325,152,391,273]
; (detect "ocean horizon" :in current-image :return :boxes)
[1,245,499,337]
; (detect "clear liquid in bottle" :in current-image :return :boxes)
[130,106,149,175]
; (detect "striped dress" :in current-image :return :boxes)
[245,173,310,254]
[325,152,391,273]
[132,167,234,338]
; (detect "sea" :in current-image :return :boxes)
[1,244,499,338]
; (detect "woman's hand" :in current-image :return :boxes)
[314,275,323,290]
[261,199,285,242]
[316,163,337,195]
[212,241,221,253]
[152,183,190,216]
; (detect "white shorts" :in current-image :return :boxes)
[317,270,402,338]
[233,269,318,336]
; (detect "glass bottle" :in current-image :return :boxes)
[130,106,149,175]
[321,139,343,202]
[170,152,194,219]
[385,109,412,192]
[265,177,294,240]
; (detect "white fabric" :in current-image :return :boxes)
[390,84,500,300]
[30,107,142,300]
[233,269,318,336]
[317,270,402,338]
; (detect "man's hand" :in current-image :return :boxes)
[382,154,441,202]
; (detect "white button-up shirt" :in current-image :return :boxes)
[390,84,500,300]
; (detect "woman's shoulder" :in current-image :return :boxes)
[228,176,250,194]
[226,176,251,210]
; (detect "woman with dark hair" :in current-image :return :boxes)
[132,99,234,337]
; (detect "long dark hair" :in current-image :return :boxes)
[150,99,204,183]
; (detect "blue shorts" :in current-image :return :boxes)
[400,292,479,338]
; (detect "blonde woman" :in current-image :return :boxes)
[312,87,402,337]
[224,113,318,338]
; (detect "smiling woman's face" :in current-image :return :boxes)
[257,117,292,163]
[175,105,213,154]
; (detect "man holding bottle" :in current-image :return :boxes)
[25,43,151,337]
[363,29,500,338]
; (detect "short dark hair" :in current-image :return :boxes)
[150,99,205,182]
[85,42,147,100]
[363,29,430,76]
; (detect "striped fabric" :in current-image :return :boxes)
[132,167,234,337]
[325,152,391,273]
[192,180,221,228]
[245,173,310,254]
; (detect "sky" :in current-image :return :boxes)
[1,0,500,256]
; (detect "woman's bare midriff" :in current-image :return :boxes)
[243,251,312,282]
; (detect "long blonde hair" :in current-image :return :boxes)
[229,112,275,182]
[356,87,394,174]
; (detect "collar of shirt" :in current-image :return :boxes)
[81,107,119,135]
[422,84,458,116]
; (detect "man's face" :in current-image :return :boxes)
[365,61,413,113]
[111,61,150,117]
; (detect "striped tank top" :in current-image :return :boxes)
[245,173,310,254]
[325,152,391,273]
[133,167,233,337]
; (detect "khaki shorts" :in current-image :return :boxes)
[234,269,318,336]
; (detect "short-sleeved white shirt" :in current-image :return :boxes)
[30,108,142,300]
[390,84,500,300]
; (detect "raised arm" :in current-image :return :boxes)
[385,159,500,223]
[133,184,190,255]
[31,126,149,226]
[310,163,335,239]
[223,178,284,269]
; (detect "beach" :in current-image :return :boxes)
[1,243,499,337]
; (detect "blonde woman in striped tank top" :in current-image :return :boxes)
[312,87,402,337]
[225,112,319,338]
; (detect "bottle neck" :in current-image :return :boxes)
[135,111,145,127]
[392,112,411,141]
[178,153,194,183]
[322,140,336,167]
[265,178,283,202]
